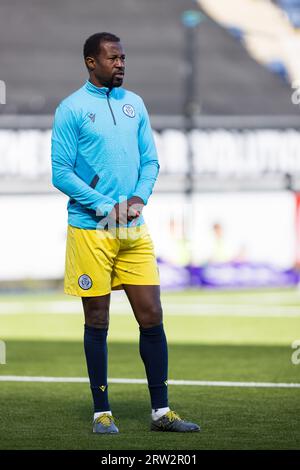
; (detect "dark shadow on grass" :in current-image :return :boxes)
[1,340,298,384]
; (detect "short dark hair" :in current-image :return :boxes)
[83,32,120,59]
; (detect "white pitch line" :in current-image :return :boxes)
[1,301,300,317]
[0,375,299,388]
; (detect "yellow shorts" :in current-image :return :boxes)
[64,224,160,297]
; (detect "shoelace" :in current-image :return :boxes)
[164,411,181,422]
[95,413,115,427]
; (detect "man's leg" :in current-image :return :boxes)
[82,295,118,433]
[123,284,200,432]
[122,285,168,412]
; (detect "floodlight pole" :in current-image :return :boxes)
[181,10,203,197]
[181,10,203,264]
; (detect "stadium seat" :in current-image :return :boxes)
[266,60,289,82]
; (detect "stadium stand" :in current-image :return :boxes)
[199,0,300,87]
[277,0,300,28]
[0,0,299,194]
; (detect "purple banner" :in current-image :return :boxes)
[158,258,299,289]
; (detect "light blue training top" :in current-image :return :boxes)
[51,80,160,229]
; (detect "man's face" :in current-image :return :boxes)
[87,41,125,88]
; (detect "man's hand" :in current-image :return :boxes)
[109,196,144,225]
[127,196,144,220]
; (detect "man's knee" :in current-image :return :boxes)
[85,309,109,329]
[82,297,110,329]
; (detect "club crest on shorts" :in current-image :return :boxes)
[78,274,92,290]
[122,104,135,118]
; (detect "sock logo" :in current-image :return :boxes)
[164,380,168,386]
[78,274,92,290]
[99,385,107,392]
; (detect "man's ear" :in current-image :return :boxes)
[85,56,96,71]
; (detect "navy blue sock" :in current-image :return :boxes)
[84,324,110,412]
[139,323,168,409]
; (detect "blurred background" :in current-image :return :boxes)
[0,0,300,451]
[1,0,300,290]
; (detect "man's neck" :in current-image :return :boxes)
[89,76,110,89]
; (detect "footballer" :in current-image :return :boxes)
[51,32,200,434]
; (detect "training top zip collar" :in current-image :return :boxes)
[85,80,112,97]
[84,80,117,98]
[106,90,117,125]
[85,81,117,125]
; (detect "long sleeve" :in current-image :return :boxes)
[51,104,117,216]
[132,100,160,205]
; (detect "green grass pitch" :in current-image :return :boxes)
[0,288,300,450]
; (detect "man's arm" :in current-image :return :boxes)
[131,99,160,205]
[51,103,117,216]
